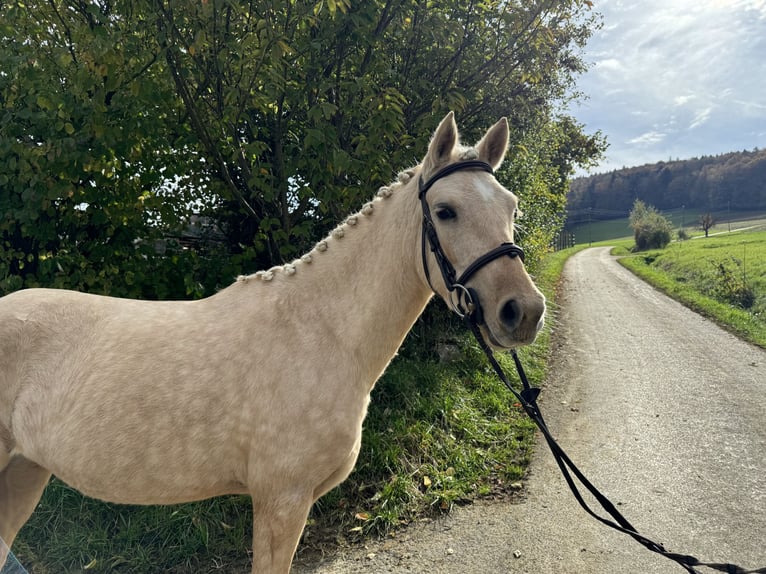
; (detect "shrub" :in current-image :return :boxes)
[710,257,756,309]
[629,200,673,251]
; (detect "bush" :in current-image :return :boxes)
[629,200,673,251]
[710,257,756,309]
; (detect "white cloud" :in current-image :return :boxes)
[627,131,667,146]
[735,99,766,113]
[690,107,713,129]
[594,58,624,73]
[674,95,696,106]
[573,0,766,172]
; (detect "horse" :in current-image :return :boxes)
[0,112,545,573]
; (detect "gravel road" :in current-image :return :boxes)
[291,247,766,574]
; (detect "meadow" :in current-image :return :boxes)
[569,209,766,245]
[605,221,766,349]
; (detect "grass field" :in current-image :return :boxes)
[615,229,766,348]
[568,209,766,245]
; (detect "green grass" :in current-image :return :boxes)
[568,217,632,244]
[616,230,766,349]
[568,209,766,245]
[14,253,570,573]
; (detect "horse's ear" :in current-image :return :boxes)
[422,112,458,179]
[475,117,509,170]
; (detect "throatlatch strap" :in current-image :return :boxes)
[464,317,766,574]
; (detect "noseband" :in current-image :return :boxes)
[418,160,525,323]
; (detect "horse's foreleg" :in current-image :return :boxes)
[0,456,51,567]
[249,492,313,574]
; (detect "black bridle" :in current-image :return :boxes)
[419,160,524,324]
[418,160,764,574]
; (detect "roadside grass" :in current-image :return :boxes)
[615,230,766,349]
[14,251,573,573]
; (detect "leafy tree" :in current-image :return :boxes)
[155,0,606,271]
[0,0,215,298]
[2,0,605,296]
[629,199,673,251]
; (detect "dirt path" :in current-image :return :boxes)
[291,247,766,573]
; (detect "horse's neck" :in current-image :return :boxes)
[245,182,431,392]
[288,181,433,391]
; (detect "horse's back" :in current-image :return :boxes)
[0,287,259,501]
[0,288,141,393]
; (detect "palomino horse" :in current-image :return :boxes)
[0,113,545,572]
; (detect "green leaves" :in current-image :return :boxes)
[629,200,674,251]
[0,0,203,298]
[2,0,604,299]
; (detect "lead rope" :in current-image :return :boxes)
[464,316,766,574]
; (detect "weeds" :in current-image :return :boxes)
[709,256,755,309]
[618,230,766,348]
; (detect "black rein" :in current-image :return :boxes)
[418,159,765,574]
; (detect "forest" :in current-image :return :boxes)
[567,148,766,223]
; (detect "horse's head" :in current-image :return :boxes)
[418,112,546,348]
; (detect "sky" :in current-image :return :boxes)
[572,0,766,174]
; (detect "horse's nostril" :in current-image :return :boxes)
[500,299,521,330]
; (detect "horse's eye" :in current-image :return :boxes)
[435,207,457,221]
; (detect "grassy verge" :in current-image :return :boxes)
[14,251,573,573]
[615,231,766,349]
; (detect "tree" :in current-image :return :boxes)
[155,0,606,270]
[699,213,716,237]
[2,0,605,299]
[629,199,673,251]
[0,0,214,298]
[568,148,766,216]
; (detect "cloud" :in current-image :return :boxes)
[689,107,713,129]
[674,95,696,106]
[594,58,624,73]
[573,0,766,172]
[627,131,667,146]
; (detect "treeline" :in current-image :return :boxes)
[568,148,766,220]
